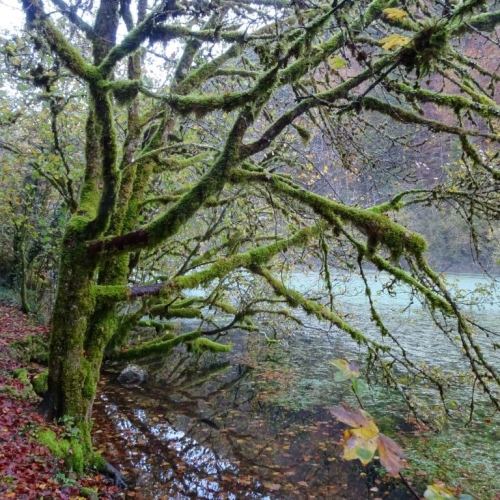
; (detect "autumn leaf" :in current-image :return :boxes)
[263,481,281,491]
[383,8,408,20]
[343,426,378,465]
[331,403,373,428]
[379,34,411,51]
[331,359,360,381]
[377,433,406,476]
[331,404,406,476]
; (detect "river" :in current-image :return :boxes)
[92,271,500,499]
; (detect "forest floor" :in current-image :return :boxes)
[0,303,122,500]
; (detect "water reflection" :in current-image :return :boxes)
[93,272,500,498]
[94,344,411,499]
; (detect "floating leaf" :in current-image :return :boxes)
[263,481,281,491]
[379,34,411,51]
[383,8,408,20]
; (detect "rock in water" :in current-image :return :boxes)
[117,364,147,386]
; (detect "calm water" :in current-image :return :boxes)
[93,272,500,499]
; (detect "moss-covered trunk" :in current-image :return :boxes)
[39,219,101,463]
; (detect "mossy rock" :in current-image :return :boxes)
[32,370,49,396]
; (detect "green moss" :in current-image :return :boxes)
[233,168,427,260]
[26,7,100,82]
[0,385,23,398]
[170,56,279,117]
[173,225,321,292]
[463,9,500,33]
[114,329,204,360]
[176,43,243,96]
[161,307,202,319]
[138,319,176,332]
[38,429,85,474]
[363,95,497,140]
[32,370,49,396]
[368,200,404,214]
[213,301,238,315]
[170,90,249,117]
[81,359,96,400]
[10,334,49,364]
[292,123,312,145]
[91,285,130,303]
[90,452,107,471]
[400,20,450,77]
[390,82,500,119]
[369,250,453,314]
[187,338,232,354]
[12,368,29,384]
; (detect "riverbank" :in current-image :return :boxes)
[0,303,121,499]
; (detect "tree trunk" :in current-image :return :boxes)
[39,221,100,458]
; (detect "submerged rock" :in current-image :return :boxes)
[117,364,147,386]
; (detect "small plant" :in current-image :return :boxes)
[54,471,78,487]
[330,358,367,407]
[59,415,81,440]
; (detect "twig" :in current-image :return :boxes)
[399,471,421,500]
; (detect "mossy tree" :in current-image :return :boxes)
[12,0,500,465]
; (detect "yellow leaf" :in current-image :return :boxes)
[383,8,408,20]
[343,427,378,465]
[328,54,348,70]
[379,34,411,51]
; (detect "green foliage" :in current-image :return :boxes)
[11,334,49,364]
[38,428,85,474]
[12,368,29,384]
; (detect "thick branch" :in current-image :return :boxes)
[362,96,500,141]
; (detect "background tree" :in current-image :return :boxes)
[5,0,500,468]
